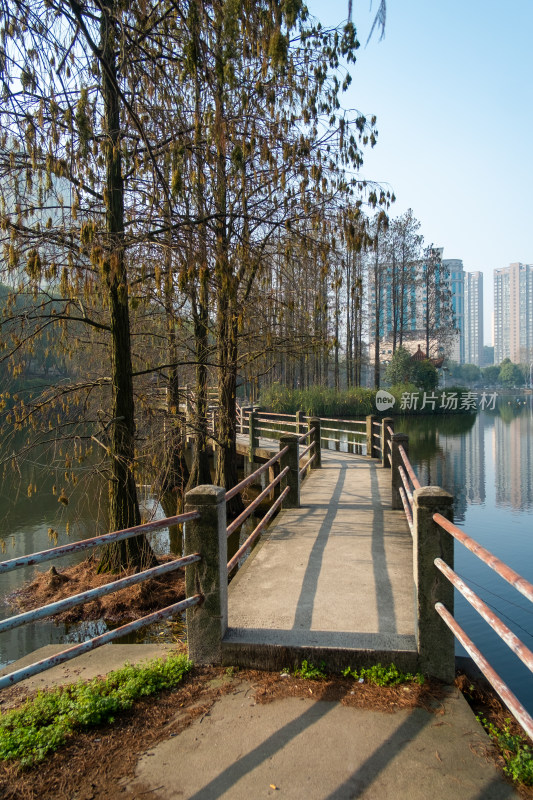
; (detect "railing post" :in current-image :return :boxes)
[295,409,304,436]
[413,486,455,682]
[309,416,321,469]
[184,485,227,665]
[248,409,259,462]
[240,404,251,435]
[381,417,394,469]
[366,414,377,458]
[279,434,300,508]
[390,432,408,510]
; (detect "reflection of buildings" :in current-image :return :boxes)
[493,413,533,510]
[464,413,486,505]
[416,415,486,522]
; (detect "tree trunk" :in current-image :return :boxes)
[186,15,212,491]
[97,0,155,573]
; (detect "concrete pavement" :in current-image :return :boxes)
[123,674,517,799]
[1,644,518,799]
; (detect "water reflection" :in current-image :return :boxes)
[397,398,533,518]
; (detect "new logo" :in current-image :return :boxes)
[375,390,396,411]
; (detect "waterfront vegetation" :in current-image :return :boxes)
[0,653,192,767]
[478,717,532,786]
[259,383,478,417]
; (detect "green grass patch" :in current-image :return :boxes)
[290,661,424,686]
[293,660,327,679]
[477,716,532,785]
[342,662,425,686]
[0,653,192,767]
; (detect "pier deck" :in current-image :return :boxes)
[223,448,417,671]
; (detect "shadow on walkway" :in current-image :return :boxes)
[292,464,347,630]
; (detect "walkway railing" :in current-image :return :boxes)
[390,432,533,740]
[0,414,322,689]
[226,448,290,574]
[226,418,321,572]
[298,428,316,479]
[240,409,365,455]
[0,514,203,690]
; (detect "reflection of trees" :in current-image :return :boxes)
[396,414,476,523]
[396,413,476,460]
[497,399,532,424]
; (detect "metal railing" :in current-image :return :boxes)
[0,513,203,690]
[396,444,420,536]
[432,514,533,739]
[320,422,366,454]
[226,418,321,572]
[226,447,290,573]
[391,435,533,740]
[298,429,316,479]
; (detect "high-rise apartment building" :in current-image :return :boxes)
[494,263,533,363]
[443,260,483,365]
[444,259,464,363]
[464,271,483,366]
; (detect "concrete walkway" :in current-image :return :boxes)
[224,449,417,671]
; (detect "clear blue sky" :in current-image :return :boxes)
[306,0,533,345]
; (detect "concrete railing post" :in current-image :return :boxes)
[366,414,377,458]
[390,432,409,510]
[248,409,259,463]
[413,487,455,682]
[240,405,251,435]
[184,485,228,665]
[381,417,394,469]
[279,434,300,508]
[309,416,321,469]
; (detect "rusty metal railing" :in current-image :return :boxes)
[433,514,533,604]
[0,513,200,575]
[226,418,319,572]
[0,597,201,691]
[398,444,421,490]
[435,603,533,740]
[226,443,291,571]
[433,511,533,736]
[320,423,366,454]
[388,438,533,738]
[0,512,203,690]
[225,447,289,502]
[298,428,313,443]
[227,486,290,573]
[226,466,289,539]
[395,442,533,739]
[299,437,316,479]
